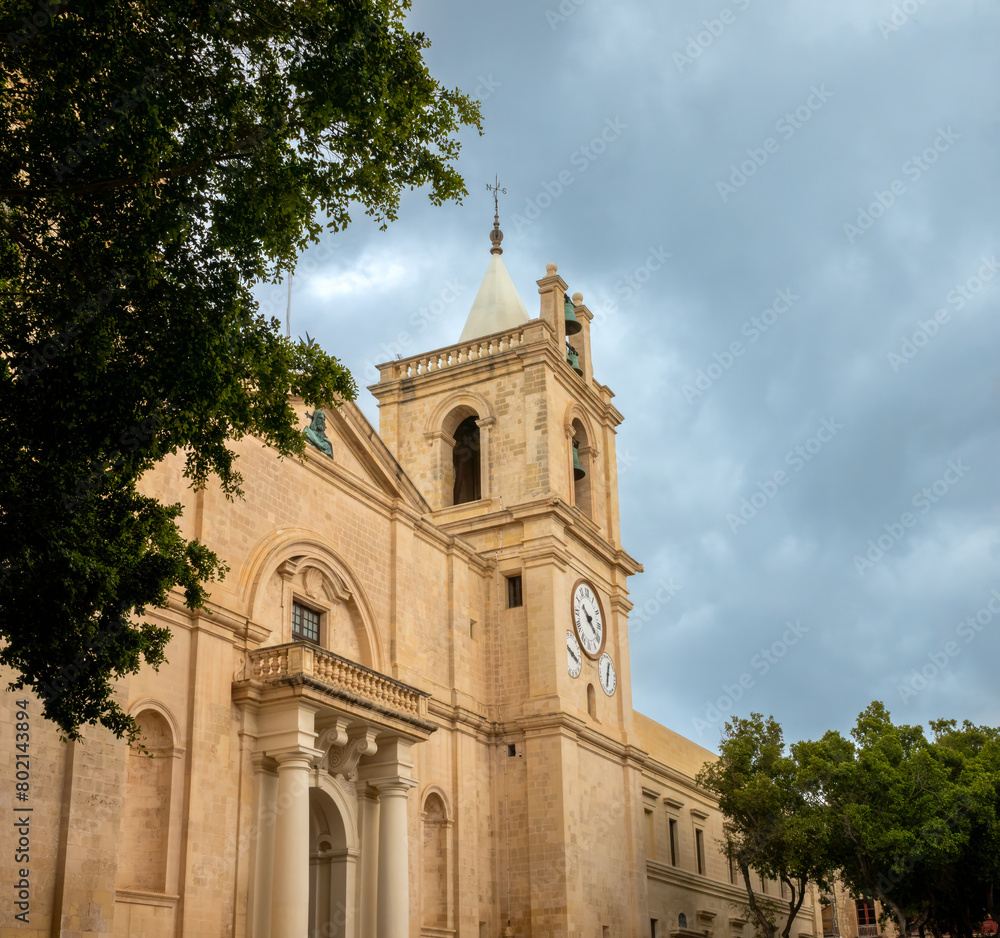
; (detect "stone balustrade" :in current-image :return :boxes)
[249,642,425,717]
[381,324,529,380]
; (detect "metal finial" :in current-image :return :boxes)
[486,174,506,255]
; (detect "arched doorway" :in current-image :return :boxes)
[309,787,356,938]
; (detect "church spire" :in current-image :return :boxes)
[458,178,529,343]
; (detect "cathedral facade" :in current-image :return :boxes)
[0,243,822,938]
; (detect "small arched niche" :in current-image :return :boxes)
[118,709,174,893]
[571,418,593,518]
[421,791,450,927]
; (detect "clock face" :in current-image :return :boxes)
[566,631,582,678]
[598,652,617,696]
[573,581,604,658]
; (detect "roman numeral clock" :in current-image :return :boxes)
[570,580,616,696]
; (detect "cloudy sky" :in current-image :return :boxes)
[254,0,1000,750]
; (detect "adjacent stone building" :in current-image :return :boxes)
[0,232,823,938]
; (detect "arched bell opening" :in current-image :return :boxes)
[308,787,353,938]
[564,292,583,337]
[450,414,481,505]
[571,418,592,519]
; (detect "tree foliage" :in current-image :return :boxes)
[795,703,1000,938]
[0,0,481,740]
[703,705,1000,938]
[697,714,834,938]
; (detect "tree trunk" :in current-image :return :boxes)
[779,877,808,938]
[740,862,777,938]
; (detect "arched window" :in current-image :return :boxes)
[422,792,449,927]
[678,913,688,930]
[571,418,592,518]
[452,415,481,505]
[118,710,173,893]
[587,683,597,719]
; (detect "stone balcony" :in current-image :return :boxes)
[236,641,431,729]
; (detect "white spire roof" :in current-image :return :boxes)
[458,254,530,343]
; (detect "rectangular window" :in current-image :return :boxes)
[668,819,678,867]
[506,574,523,608]
[644,808,655,859]
[695,828,705,875]
[729,855,738,885]
[651,920,658,938]
[856,900,877,927]
[292,601,320,642]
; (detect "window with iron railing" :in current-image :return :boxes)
[856,900,879,938]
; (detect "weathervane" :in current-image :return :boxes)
[486,174,506,255]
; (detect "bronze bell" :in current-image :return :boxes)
[572,441,586,481]
[566,344,583,376]
[564,293,583,336]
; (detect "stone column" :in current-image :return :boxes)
[251,753,278,938]
[374,778,417,938]
[476,415,496,502]
[270,751,315,938]
[358,785,380,938]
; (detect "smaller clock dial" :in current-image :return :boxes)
[566,631,582,678]
[598,652,616,696]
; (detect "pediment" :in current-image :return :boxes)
[296,399,429,512]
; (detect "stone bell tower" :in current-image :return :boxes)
[369,210,645,938]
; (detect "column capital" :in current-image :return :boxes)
[369,775,418,796]
[271,747,324,769]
